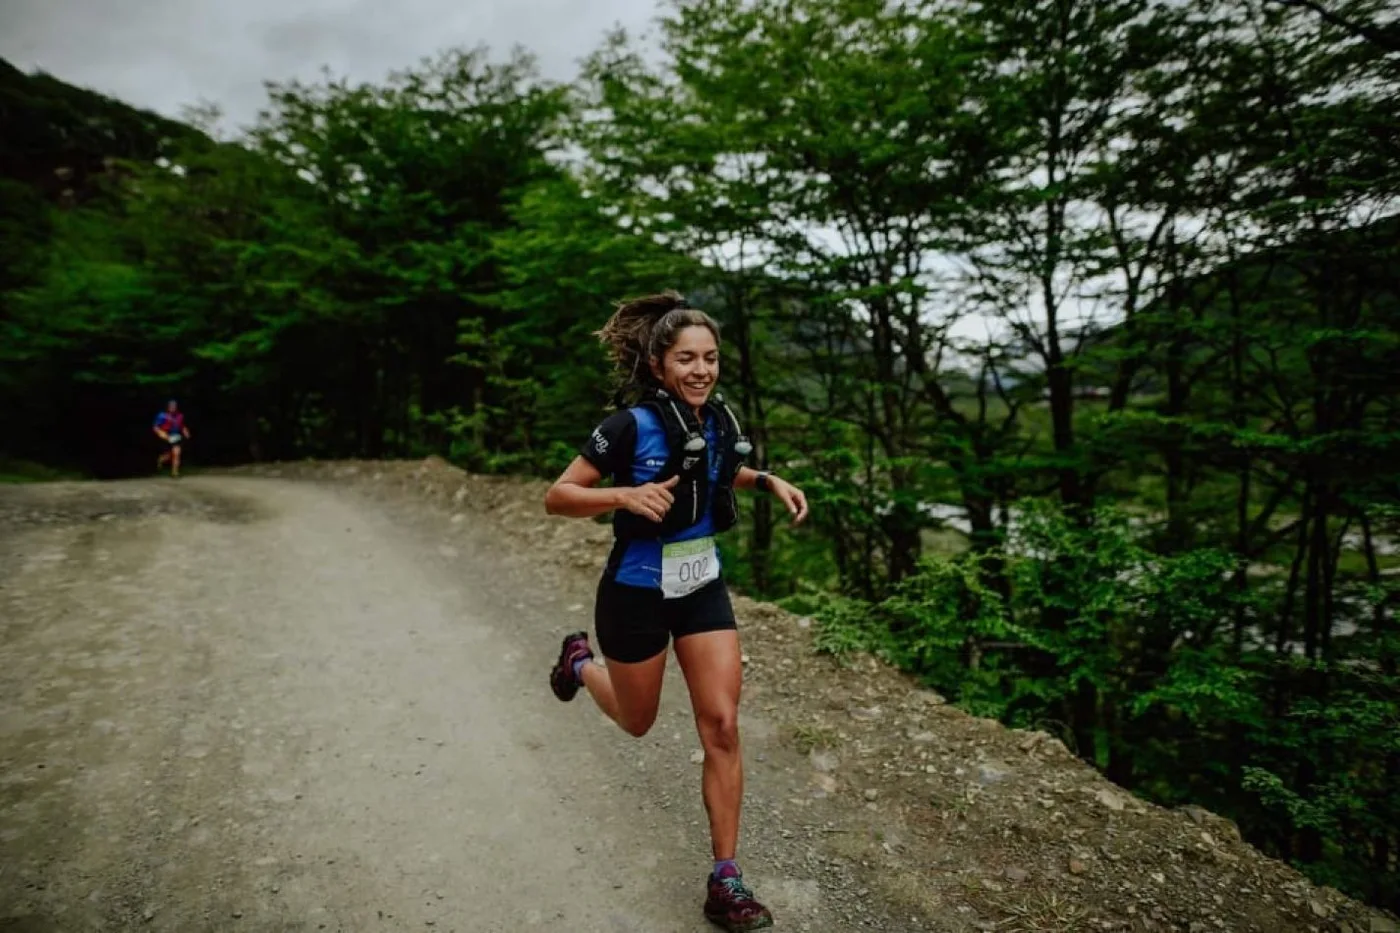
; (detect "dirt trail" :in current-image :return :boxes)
[0,470,1392,933]
[0,478,833,932]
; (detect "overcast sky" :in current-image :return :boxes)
[1,0,660,129]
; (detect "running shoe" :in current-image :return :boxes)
[704,865,773,931]
[549,631,593,702]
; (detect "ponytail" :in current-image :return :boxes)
[595,291,720,402]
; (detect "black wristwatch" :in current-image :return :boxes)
[755,471,772,493]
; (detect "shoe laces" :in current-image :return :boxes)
[717,874,755,903]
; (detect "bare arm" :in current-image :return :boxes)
[545,457,625,518]
[735,466,809,525]
[545,456,680,522]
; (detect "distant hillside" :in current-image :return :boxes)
[0,57,204,206]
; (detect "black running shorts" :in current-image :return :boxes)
[594,575,737,663]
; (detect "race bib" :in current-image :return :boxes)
[168,433,182,444]
[661,536,719,600]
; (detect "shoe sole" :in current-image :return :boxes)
[704,913,774,932]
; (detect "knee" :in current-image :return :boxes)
[697,709,740,754]
[620,708,658,738]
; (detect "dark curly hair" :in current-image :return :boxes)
[595,290,721,399]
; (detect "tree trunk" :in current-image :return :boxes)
[1047,359,1083,511]
[1162,337,1192,551]
[726,285,774,592]
[1103,696,1134,786]
[246,409,262,462]
[1360,513,1396,885]
[1071,677,1099,765]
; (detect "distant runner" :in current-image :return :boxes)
[153,400,191,477]
[544,292,809,932]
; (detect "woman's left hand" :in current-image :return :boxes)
[769,477,809,525]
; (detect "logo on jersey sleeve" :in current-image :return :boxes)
[591,429,610,456]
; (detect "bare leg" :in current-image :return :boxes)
[674,630,744,860]
[171,445,182,477]
[579,651,666,737]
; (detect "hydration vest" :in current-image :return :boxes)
[612,389,754,541]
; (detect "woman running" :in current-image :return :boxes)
[545,292,808,932]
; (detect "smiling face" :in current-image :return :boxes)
[651,324,719,410]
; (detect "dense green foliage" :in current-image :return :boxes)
[2,0,1397,908]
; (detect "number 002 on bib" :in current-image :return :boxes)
[660,536,720,600]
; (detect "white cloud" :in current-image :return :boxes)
[0,0,660,128]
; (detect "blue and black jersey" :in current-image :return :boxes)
[580,406,724,590]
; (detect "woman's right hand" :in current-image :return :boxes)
[619,475,680,522]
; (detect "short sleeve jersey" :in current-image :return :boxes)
[580,406,723,590]
[154,411,185,435]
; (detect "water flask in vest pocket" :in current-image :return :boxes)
[681,434,706,472]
